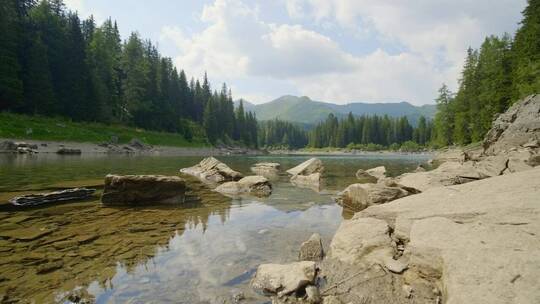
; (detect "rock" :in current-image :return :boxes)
[0,227,54,241]
[402,285,413,298]
[523,139,539,148]
[396,161,484,192]
[305,286,321,303]
[251,162,281,179]
[56,148,82,155]
[350,168,540,304]
[322,296,342,304]
[129,138,151,150]
[287,158,324,176]
[9,188,96,206]
[101,174,186,205]
[336,183,410,211]
[384,258,408,274]
[483,94,540,155]
[215,176,272,197]
[0,140,17,152]
[290,173,322,191]
[434,148,467,163]
[36,260,63,274]
[180,157,243,184]
[357,166,390,182]
[251,261,317,296]
[414,166,426,173]
[329,217,392,265]
[472,154,508,177]
[299,233,324,262]
[17,147,37,154]
[232,291,245,303]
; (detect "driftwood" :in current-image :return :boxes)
[9,188,96,206]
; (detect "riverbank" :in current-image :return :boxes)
[0,112,208,148]
[0,138,265,156]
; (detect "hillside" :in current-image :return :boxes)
[238,96,437,125]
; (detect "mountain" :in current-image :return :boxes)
[238,95,437,126]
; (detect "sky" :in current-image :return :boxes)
[64,0,526,105]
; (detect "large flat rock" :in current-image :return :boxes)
[347,167,540,304]
[101,175,186,205]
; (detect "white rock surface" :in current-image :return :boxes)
[287,158,324,176]
[180,157,243,183]
[251,261,317,296]
[214,175,272,197]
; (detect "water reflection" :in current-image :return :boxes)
[0,153,430,303]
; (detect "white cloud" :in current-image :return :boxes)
[64,0,104,23]
[160,0,525,105]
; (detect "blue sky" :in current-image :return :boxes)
[65,0,526,105]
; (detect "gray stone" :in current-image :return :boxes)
[0,140,17,152]
[215,175,272,197]
[305,286,321,303]
[290,173,322,191]
[251,261,317,297]
[9,188,95,207]
[483,94,540,155]
[287,158,324,176]
[56,148,82,155]
[180,157,243,183]
[101,174,186,205]
[299,233,324,262]
[336,183,410,211]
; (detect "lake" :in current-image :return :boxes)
[0,153,430,303]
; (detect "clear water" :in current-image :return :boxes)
[0,153,430,303]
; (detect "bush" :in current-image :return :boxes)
[400,140,421,152]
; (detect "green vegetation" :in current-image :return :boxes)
[0,0,258,147]
[251,95,437,125]
[0,112,208,147]
[433,0,540,147]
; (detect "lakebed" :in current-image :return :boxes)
[0,153,429,303]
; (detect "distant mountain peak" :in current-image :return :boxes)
[238,95,436,126]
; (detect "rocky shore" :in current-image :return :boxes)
[0,138,264,156]
[251,94,540,304]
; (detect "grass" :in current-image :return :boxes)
[0,112,209,148]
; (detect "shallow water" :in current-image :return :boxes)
[0,153,430,303]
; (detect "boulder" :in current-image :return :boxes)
[251,261,317,296]
[305,286,321,303]
[129,138,151,150]
[347,168,540,304]
[299,233,324,262]
[180,157,243,184]
[483,94,540,155]
[56,148,82,155]
[290,173,322,191]
[215,175,272,197]
[329,217,393,265]
[287,158,324,176]
[336,183,410,211]
[251,162,280,180]
[434,148,468,163]
[396,161,484,192]
[9,188,96,207]
[0,140,18,152]
[101,175,186,205]
[355,166,387,181]
[17,147,37,154]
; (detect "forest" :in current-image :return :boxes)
[0,0,258,147]
[257,114,433,151]
[2,0,538,151]
[433,0,540,147]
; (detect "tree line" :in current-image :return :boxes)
[257,114,434,151]
[433,0,540,146]
[0,0,258,147]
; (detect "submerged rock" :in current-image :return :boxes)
[101,174,186,205]
[251,261,317,297]
[180,157,243,183]
[286,158,324,176]
[356,166,386,181]
[290,173,322,191]
[56,148,82,155]
[9,188,96,207]
[299,233,324,262]
[215,175,272,197]
[0,140,18,152]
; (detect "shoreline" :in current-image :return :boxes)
[0,138,265,156]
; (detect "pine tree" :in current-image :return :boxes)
[434,84,455,146]
[512,0,540,99]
